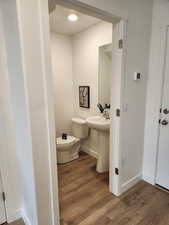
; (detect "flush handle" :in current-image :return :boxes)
[161,119,168,126]
[163,108,169,114]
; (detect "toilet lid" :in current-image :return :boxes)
[57,136,79,146]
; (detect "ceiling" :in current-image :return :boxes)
[49,5,102,36]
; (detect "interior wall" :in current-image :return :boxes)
[0,4,22,222]
[50,33,74,137]
[0,1,37,224]
[72,21,112,118]
[143,0,169,185]
[16,0,59,224]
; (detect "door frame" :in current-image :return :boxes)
[52,0,127,196]
[110,20,127,196]
[0,8,13,223]
[155,25,169,186]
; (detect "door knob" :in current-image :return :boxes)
[163,108,169,114]
[161,119,168,126]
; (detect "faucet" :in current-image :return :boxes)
[97,103,104,113]
[97,103,110,119]
[103,109,110,120]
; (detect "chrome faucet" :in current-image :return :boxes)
[103,109,110,120]
[97,103,104,113]
[97,103,110,119]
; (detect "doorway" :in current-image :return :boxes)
[156,25,169,191]
[49,0,126,195]
[49,1,126,223]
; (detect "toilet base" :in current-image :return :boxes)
[57,142,80,164]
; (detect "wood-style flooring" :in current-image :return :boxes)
[3,219,24,225]
[58,152,169,225]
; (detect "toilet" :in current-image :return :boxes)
[56,118,88,164]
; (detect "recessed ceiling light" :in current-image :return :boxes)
[68,14,78,22]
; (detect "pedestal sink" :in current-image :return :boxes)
[86,116,110,132]
[86,116,110,173]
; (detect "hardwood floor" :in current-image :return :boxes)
[58,152,169,225]
[3,219,24,225]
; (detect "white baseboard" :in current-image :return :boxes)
[142,173,155,185]
[6,208,32,225]
[7,209,22,223]
[20,209,32,225]
[120,173,142,194]
[81,146,98,159]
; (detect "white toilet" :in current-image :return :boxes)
[56,118,88,164]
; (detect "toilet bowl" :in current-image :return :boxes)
[57,136,80,164]
[56,118,88,164]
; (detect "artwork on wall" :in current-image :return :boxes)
[79,86,90,108]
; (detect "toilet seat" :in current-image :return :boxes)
[57,136,80,150]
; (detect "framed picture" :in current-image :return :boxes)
[79,86,90,108]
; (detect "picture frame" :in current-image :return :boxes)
[79,86,90,108]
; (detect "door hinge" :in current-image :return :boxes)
[159,119,161,124]
[160,108,162,113]
[115,168,119,175]
[116,109,120,117]
[2,192,6,202]
[118,39,123,49]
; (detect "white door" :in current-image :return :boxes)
[0,173,6,224]
[110,20,126,196]
[156,26,169,190]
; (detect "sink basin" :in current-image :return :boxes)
[86,116,110,132]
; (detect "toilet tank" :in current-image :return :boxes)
[72,118,88,139]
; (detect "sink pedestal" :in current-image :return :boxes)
[96,130,109,173]
[86,116,110,173]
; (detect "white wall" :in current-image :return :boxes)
[143,0,169,184]
[73,22,112,118]
[0,5,22,222]
[50,33,74,137]
[16,0,59,224]
[0,1,37,224]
